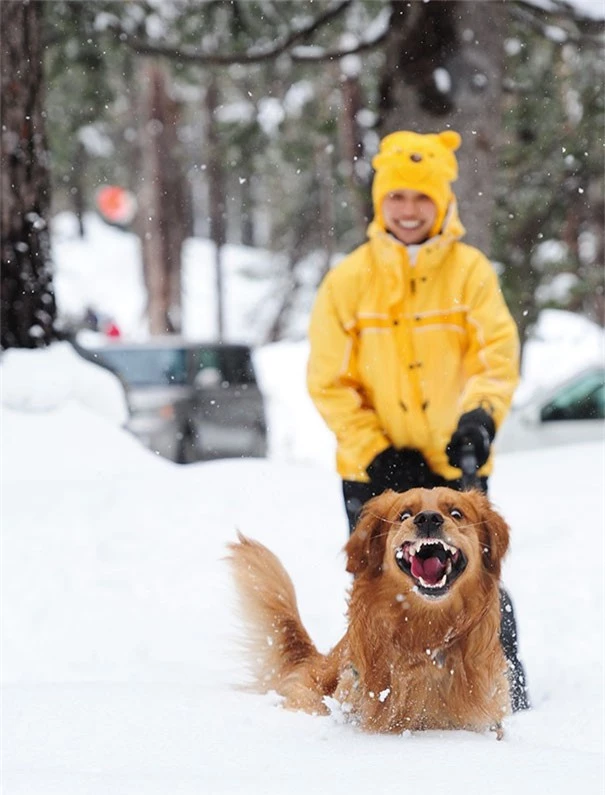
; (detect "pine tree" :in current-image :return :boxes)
[1,0,57,349]
[494,4,605,341]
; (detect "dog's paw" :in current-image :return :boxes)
[490,722,505,741]
[323,695,355,725]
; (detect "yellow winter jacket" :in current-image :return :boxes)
[307,202,519,482]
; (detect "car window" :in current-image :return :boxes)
[92,348,189,386]
[221,348,256,385]
[541,371,605,422]
[193,347,256,386]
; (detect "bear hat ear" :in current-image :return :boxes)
[438,130,461,151]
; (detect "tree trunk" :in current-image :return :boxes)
[1,0,57,349]
[239,124,255,247]
[379,0,505,255]
[338,74,368,232]
[205,77,227,341]
[138,60,188,335]
[73,141,86,238]
[316,137,335,280]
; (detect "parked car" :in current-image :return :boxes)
[496,365,605,453]
[76,338,267,463]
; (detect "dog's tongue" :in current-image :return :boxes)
[411,555,446,585]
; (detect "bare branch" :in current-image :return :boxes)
[517,0,604,25]
[513,0,605,46]
[120,0,353,65]
[290,13,392,63]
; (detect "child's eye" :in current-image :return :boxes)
[450,509,463,520]
[400,511,413,521]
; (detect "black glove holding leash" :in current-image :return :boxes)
[366,446,431,493]
[446,408,496,470]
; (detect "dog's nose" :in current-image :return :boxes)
[414,511,444,536]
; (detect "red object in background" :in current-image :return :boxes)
[105,321,121,338]
[96,185,137,227]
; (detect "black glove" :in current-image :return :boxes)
[446,408,496,469]
[366,446,431,493]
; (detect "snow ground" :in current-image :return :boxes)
[1,216,604,793]
[2,346,604,795]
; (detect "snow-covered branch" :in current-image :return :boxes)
[291,8,392,63]
[514,0,605,46]
[117,0,353,65]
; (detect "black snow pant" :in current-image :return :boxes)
[342,479,530,713]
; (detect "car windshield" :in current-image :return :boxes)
[93,348,189,387]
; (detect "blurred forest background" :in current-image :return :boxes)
[2,0,604,349]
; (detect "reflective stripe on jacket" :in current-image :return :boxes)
[307,203,519,482]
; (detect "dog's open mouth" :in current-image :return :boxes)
[395,539,467,597]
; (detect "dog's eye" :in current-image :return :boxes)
[400,510,413,521]
[450,508,463,520]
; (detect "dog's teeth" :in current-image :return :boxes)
[446,560,452,574]
[412,539,459,556]
[418,574,448,589]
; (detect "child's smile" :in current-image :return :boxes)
[382,189,437,244]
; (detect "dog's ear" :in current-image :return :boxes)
[345,491,397,577]
[477,496,510,578]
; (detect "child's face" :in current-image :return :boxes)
[382,190,437,245]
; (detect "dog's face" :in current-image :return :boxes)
[345,488,509,601]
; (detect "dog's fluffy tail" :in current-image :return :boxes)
[226,533,334,713]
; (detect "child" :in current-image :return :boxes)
[307,130,529,711]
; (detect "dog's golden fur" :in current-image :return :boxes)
[227,487,511,736]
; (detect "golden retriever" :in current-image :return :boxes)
[227,487,511,737]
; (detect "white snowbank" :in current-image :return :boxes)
[1,340,128,423]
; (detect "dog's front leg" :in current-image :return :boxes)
[490,722,504,741]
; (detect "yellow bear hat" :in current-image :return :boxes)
[372,130,461,237]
